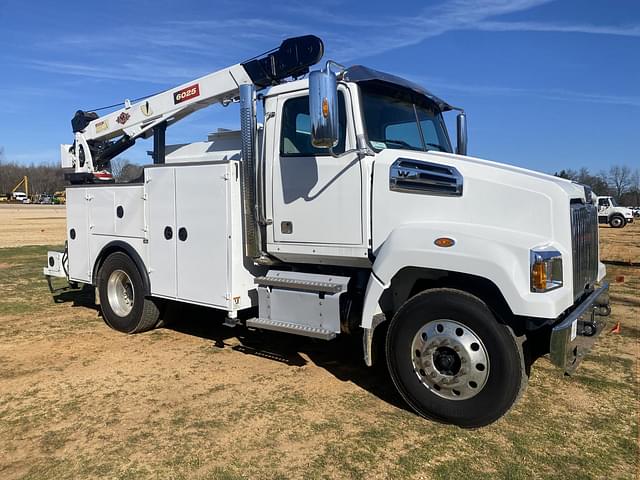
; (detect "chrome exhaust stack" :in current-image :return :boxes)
[239,83,274,265]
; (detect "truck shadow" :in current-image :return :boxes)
[52,283,99,310]
[50,289,410,413]
[162,302,410,413]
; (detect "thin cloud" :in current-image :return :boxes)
[477,20,640,37]
[18,0,639,98]
[409,75,640,108]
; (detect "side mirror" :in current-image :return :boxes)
[309,67,339,148]
[456,112,468,156]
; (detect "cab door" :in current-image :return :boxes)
[271,88,363,245]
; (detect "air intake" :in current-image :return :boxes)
[389,158,463,196]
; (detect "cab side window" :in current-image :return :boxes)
[598,198,609,208]
[280,93,346,156]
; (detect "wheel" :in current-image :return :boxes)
[97,252,160,333]
[609,215,625,228]
[386,289,526,428]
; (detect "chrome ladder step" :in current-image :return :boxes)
[245,317,337,340]
[254,275,344,294]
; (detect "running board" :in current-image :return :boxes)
[253,270,351,340]
[246,317,337,340]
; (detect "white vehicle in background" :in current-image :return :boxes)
[11,191,28,203]
[596,195,634,228]
[44,36,611,427]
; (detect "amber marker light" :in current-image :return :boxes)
[531,260,548,291]
[322,98,329,118]
[434,237,455,248]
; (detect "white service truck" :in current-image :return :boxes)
[44,36,611,427]
[596,195,634,228]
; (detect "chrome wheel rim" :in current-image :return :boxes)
[611,218,622,227]
[107,269,135,317]
[411,319,489,401]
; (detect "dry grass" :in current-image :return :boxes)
[599,220,640,264]
[0,209,638,479]
[0,205,66,248]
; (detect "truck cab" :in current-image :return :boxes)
[45,36,611,428]
[596,195,634,228]
[11,191,28,203]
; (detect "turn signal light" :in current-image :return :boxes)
[530,248,563,292]
[531,261,547,291]
[322,98,329,118]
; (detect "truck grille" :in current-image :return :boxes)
[570,203,599,300]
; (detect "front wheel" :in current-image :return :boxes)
[386,289,526,428]
[97,252,160,333]
[609,215,625,228]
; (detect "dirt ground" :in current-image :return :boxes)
[0,205,638,479]
[0,205,66,248]
[598,220,640,264]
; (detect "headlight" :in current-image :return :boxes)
[530,248,563,292]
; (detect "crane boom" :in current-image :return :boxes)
[62,35,324,180]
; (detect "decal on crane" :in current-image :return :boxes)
[116,112,131,125]
[173,84,200,104]
[95,120,109,133]
[141,101,153,117]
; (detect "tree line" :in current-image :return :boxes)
[0,148,66,196]
[1,145,638,206]
[554,165,640,207]
[0,148,140,196]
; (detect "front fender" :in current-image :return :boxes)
[360,222,575,330]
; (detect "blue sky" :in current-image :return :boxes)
[0,0,638,174]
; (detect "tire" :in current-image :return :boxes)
[97,252,160,333]
[386,288,526,428]
[609,215,625,228]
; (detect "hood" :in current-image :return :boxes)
[429,151,588,201]
[371,148,584,253]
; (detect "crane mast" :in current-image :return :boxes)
[62,35,324,182]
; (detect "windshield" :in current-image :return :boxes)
[361,87,452,153]
[610,198,618,207]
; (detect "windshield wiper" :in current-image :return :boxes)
[381,139,423,151]
[425,142,446,152]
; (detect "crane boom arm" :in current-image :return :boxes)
[63,35,325,178]
[76,63,251,143]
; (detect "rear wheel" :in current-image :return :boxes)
[386,289,526,428]
[97,252,159,333]
[609,215,625,228]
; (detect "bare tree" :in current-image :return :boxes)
[556,167,609,195]
[606,165,632,201]
[554,169,578,180]
[109,157,143,183]
[0,160,65,196]
[628,168,640,206]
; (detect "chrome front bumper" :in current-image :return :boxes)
[549,282,610,375]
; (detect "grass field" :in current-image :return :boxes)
[0,207,638,479]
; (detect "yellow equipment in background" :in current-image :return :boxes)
[53,191,66,205]
[10,176,29,202]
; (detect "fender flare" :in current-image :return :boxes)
[359,223,572,365]
[92,240,151,296]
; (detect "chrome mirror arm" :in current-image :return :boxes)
[329,134,375,158]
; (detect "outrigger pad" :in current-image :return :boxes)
[242,35,324,88]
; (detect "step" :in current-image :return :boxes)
[246,317,337,340]
[254,275,344,294]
